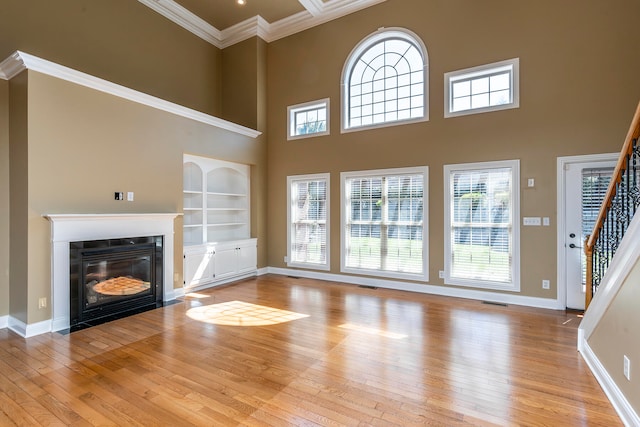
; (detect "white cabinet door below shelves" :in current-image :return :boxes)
[214,245,239,280]
[237,242,257,274]
[184,248,214,288]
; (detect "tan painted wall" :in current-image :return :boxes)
[588,259,640,412]
[221,38,260,130]
[9,72,29,323]
[0,80,9,317]
[0,0,221,116]
[265,0,640,299]
[21,71,264,324]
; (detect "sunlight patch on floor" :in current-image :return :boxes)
[184,292,211,299]
[339,323,408,339]
[186,300,309,326]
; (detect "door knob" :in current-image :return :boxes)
[569,243,581,249]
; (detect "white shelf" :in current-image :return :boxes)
[207,192,247,197]
[183,155,250,244]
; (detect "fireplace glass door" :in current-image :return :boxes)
[83,251,153,309]
[70,236,163,330]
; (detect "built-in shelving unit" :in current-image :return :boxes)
[183,161,204,245]
[182,154,256,289]
[183,155,251,244]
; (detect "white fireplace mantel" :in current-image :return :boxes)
[44,213,181,333]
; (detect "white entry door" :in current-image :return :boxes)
[559,155,616,310]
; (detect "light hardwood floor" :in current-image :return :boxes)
[0,275,622,426]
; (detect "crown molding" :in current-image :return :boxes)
[138,0,387,48]
[219,15,271,49]
[0,51,261,139]
[298,0,324,16]
[0,51,26,80]
[138,0,223,48]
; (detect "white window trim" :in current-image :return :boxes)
[444,58,520,118]
[443,159,520,292]
[340,166,429,281]
[287,98,330,140]
[340,27,429,134]
[287,173,330,270]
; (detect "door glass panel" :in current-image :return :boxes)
[581,168,614,287]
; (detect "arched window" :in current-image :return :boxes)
[342,28,428,132]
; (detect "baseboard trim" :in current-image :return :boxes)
[579,339,640,426]
[8,316,52,338]
[265,267,563,310]
[183,271,258,294]
[0,315,7,329]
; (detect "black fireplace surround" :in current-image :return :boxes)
[69,235,163,331]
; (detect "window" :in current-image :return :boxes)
[341,167,428,281]
[288,99,330,140]
[444,58,519,118]
[287,173,330,270]
[342,28,428,132]
[444,160,520,291]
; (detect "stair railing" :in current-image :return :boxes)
[585,101,640,309]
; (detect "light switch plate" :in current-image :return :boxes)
[523,217,541,226]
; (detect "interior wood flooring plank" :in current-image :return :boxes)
[0,404,18,427]
[0,274,625,426]
[0,390,41,427]
[76,391,148,427]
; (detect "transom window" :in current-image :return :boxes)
[342,28,428,132]
[444,160,520,291]
[288,98,330,140]
[445,58,519,118]
[341,166,428,281]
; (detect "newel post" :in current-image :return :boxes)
[584,236,593,309]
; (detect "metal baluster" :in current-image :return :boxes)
[631,139,640,215]
[624,155,630,235]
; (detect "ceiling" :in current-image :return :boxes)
[138,0,386,48]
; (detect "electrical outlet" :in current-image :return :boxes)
[284,255,288,263]
[624,355,631,381]
[542,280,550,289]
[127,191,134,201]
[38,297,47,309]
[439,270,445,279]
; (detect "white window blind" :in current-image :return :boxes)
[342,167,428,281]
[288,174,329,269]
[444,160,520,291]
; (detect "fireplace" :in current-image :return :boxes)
[69,236,163,330]
[43,213,179,336]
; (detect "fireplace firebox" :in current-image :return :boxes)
[69,236,163,331]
